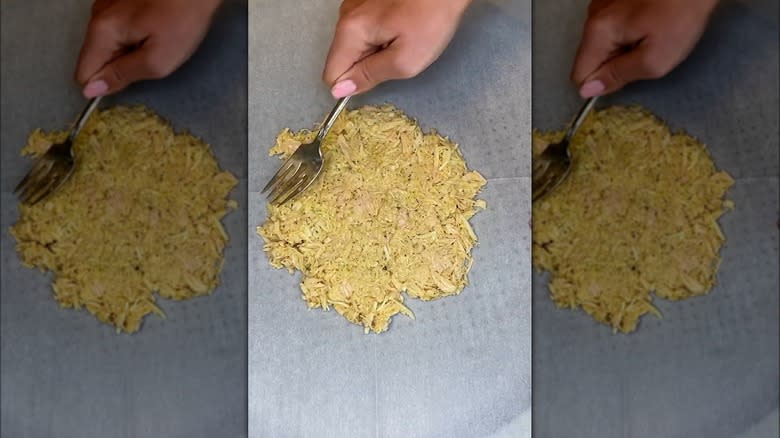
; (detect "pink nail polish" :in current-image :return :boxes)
[83,80,109,98]
[331,80,357,98]
[579,80,605,98]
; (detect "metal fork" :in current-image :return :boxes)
[262,96,351,205]
[14,97,102,205]
[532,96,598,201]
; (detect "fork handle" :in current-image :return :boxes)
[316,96,351,142]
[67,97,102,143]
[564,96,598,143]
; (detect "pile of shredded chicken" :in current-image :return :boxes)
[11,106,238,333]
[533,106,734,333]
[258,105,486,333]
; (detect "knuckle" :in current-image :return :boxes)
[603,66,623,88]
[88,12,120,36]
[392,57,422,80]
[144,48,179,78]
[145,60,174,79]
[103,64,125,86]
[336,13,366,37]
[585,14,614,36]
[397,65,420,80]
[130,53,169,79]
[87,17,110,37]
[638,52,668,79]
[356,61,375,85]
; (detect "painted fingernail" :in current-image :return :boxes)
[331,80,357,98]
[83,80,109,98]
[579,80,605,98]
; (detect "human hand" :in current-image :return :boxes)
[322,0,472,99]
[75,0,223,98]
[571,0,719,98]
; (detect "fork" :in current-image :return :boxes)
[14,97,102,205]
[262,96,351,205]
[532,96,598,202]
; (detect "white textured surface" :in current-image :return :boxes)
[248,1,532,437]
[532,1,779,437]
[0,1,248,437]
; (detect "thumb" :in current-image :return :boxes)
[330,45,413,98]
[578,46,661,98]
[82,45,166,98]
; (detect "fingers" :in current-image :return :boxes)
[571,4,656,98]
[82,41,171,98]
[323,0,467,99]
[571,0,718,98]
[322,15,399,99]
[75,14,127,86]
[331,43,417,98]
[75,0,218,99]
[570,14,624,87]
[578,43,668,98]
[75,5,156,98]
[322,17,376,87]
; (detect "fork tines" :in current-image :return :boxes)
[14,157,60,205]
[532,158,564,202]
[262,157,307,205]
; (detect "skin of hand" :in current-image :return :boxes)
[75,0,223,98]
[322,0,473,99]
[571,0,720,98]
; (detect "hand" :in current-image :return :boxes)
[571,0,719,98]
[322,0,472,99]
[75,0,223,98]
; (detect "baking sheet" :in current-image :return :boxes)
[248,1,531,437]
[0,1,248,437]
[532,1,779,437]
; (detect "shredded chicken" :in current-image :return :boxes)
[258,105,486,333]
[11,106,238,333]
[533,106,734,332]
